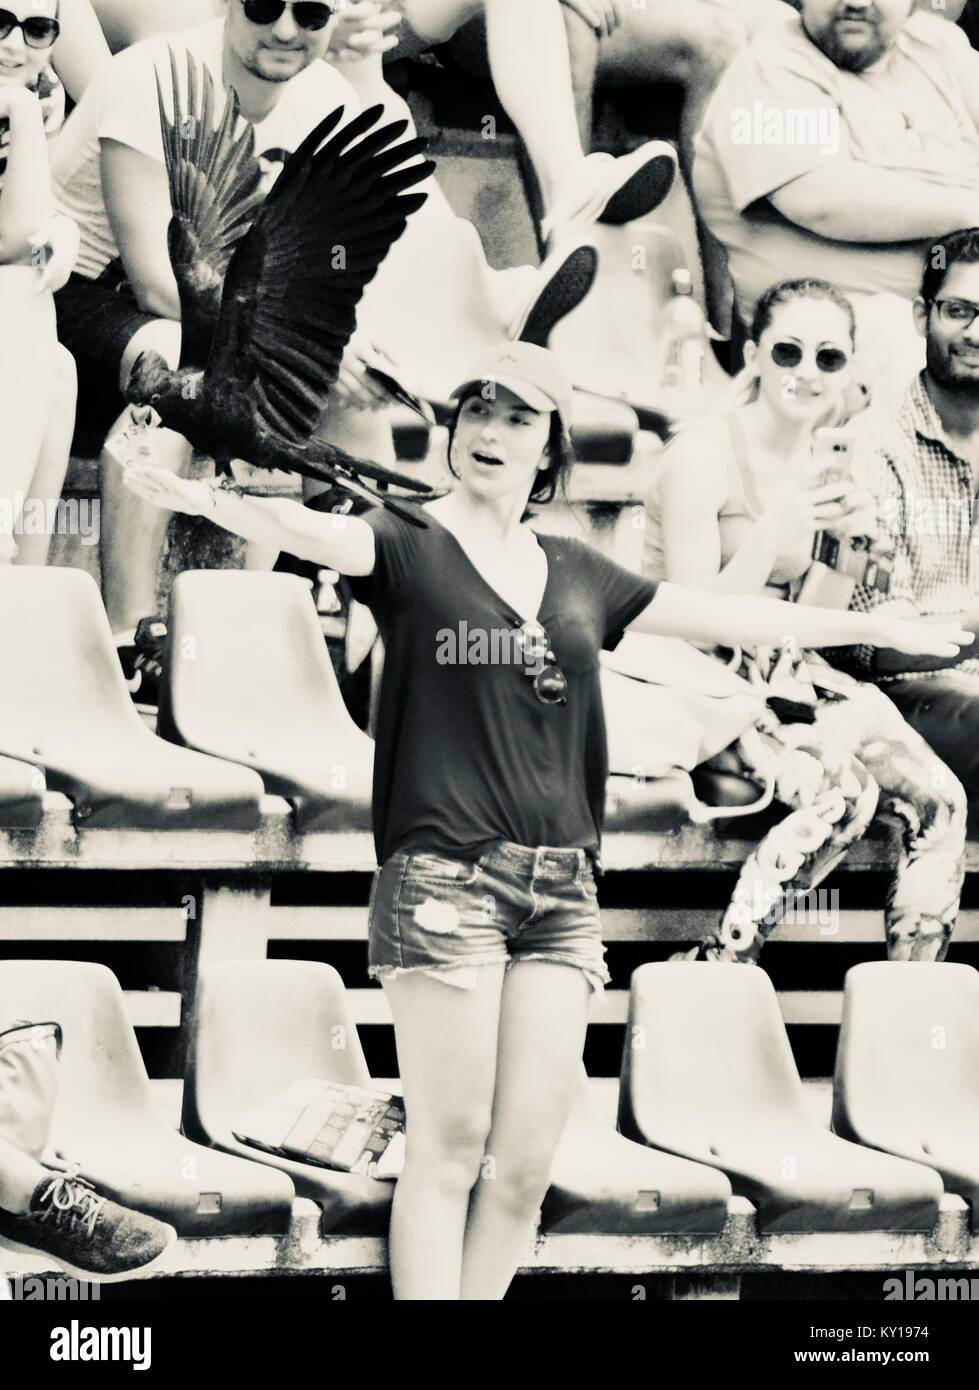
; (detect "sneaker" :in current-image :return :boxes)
[508,235,599,346]
[0,1167,177,1283]
[541,141,678,243]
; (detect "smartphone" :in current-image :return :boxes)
[810,427,857,488]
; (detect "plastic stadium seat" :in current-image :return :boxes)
[0,568,263,829]
[833,962,979,1232]
[183,960,393,1233]
[542,1069,731,1234]
[159,571,373,832]
[569,394,638,465]
[391,408,432,462]
[0,961,293,1235]
[0,754,44,830]
[619,963,943,1234]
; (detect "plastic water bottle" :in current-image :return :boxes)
[663,269,706,391]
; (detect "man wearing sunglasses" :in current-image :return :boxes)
[45,0,367,640]
[842,227,979,795]
[694,0,979,388]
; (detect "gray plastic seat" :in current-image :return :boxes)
[542,1069,731,1234]
[833,962,979,1231]
[619,962,943,1234]
[0,754,44,829]
[183,959,393,1233]
[0,567,263,829]
[0,960,293,1235]
[159,571,373,832]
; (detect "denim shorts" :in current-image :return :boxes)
[368,841,610,993]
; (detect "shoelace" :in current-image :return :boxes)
[36,1167,106,1239]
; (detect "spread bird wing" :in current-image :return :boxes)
[202,102,435,445]
[156,48,265,365]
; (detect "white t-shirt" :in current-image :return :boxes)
[52,18,360,281]
[693,9,979,324]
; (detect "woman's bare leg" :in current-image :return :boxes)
[382,965,506,1300]
[460,961,590,1299]
[401,0,589,201]
[0,270,59,563]
[14,347,77,568]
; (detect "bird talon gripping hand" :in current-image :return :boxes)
[125,48,439,527]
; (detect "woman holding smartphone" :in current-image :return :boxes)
[123,342,968,1299]
[645,278,967,966]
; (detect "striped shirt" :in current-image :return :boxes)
[847,372,979,680]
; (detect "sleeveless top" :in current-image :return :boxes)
[643,414,814,596]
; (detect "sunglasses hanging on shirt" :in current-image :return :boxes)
[514,620,568,706]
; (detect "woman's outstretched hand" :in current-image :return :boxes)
[121,457,216,517]
[869,613,974,659]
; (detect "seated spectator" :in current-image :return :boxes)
[644,277,966,963]
[694,0,979,393]
[845,227,979,797]
[85,0,680,243]
[49,3,367,639]
[0,0,80,566]
[50,1,603,646]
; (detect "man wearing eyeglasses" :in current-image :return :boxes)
[694,0,979,390]
[841,227,979,795]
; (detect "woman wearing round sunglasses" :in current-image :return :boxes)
[122,341,969,1299]
[0,0,81,565]
[645,277,968,966]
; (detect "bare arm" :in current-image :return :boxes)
[869,604,979,673]
[101,139,181,320]
[0,90,53,263]
[120,458,377,574]
[51,0,113,102]
[653,445,786,595]
[770,164,979,243]
[629,579,971,660]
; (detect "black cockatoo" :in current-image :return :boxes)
[125,50,437,523]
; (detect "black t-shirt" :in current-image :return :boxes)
[348,509,658,865]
